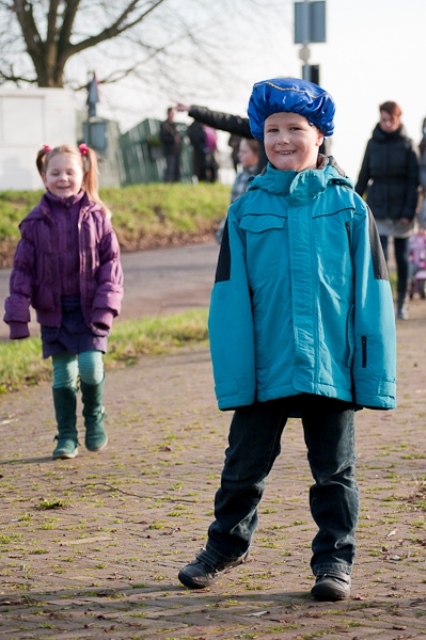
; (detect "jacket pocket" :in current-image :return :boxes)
[239,213,286,234]
[346,305,355,367]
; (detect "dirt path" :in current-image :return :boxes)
[0,294,425,638]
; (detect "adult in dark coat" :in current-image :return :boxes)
[159,107,182,183]
[355,101,419,320]
[176,102,268,175]
[187,120,208,181]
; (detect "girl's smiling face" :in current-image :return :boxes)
[264,112,324,172]
[42,152,84,198]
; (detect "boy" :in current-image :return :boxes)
[178,78,396,600]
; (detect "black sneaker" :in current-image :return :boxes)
[178,553,248,589]
[311,572,351,601]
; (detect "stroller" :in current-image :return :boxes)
[408,228,426,300]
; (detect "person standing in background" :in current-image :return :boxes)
[228,133,242,172]
[215,137,260,243]
[418,117,426,227]
[160,107,182,183]
[355,101,419,320]
[187,120,208,182]
[176,101,268,175]
[203,125,219,182]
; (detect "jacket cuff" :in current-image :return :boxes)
[9,322,30,339]
[91,310,113,330]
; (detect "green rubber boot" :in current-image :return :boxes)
[52,387,79,459]
[81,377,108,452]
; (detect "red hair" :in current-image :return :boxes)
[379,101,402,119]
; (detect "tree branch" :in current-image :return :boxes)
[66,0,167,58]
[0,67,37,84]
[46,0,61,51]
[57,0,81,54]
[12,0,43,57]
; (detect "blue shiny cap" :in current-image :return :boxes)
[248,77,335,140]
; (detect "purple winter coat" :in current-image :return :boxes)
[4,192,123,337]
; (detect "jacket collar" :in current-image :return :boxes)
[44,189,85,208]
[372,122,407,142]
[249,155,353,200]
[32,190,94,220]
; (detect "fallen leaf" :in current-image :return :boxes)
[248,610,269,617]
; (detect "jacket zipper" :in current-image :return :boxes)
[345,221,350,245]
[362,336,367,368]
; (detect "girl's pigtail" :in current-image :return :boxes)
[36,146,50,176]
[82,147,99,202]
[82,146,112,218]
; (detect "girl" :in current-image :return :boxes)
[4,144,124,460]
[215,138,260,243]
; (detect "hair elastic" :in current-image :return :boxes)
[79,143,89,157]
[43,144,52,154]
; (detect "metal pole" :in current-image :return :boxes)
[302,64,311,81]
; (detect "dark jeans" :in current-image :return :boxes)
[164,153,181,183]
[380,236,409,297]
[199,395,359,577]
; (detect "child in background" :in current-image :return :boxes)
[178,78,396,601]
[215,138,260,243]
[408,225,426,299]
[4,144,123,460]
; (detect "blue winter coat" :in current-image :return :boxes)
[208,158,397,411]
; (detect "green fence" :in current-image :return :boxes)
[118,118,193,185]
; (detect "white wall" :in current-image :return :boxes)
[0,88,76,190]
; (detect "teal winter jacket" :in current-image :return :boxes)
[208,157,397,411]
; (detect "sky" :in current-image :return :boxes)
[90,0,426,183]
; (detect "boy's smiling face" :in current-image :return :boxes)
[264,112,324,172]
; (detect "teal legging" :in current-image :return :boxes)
[52,351,104,389]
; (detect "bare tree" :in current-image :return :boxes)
[0,0,179,87]
[0,0,274,91]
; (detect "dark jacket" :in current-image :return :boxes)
[355,124,419,221]
[187,104,268,174]
[4,192,123,337]
[160,120,181,156]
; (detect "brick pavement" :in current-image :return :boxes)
[0,302,425,639]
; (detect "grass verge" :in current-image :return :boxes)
[0,309,208,395]
[0,183,230,266]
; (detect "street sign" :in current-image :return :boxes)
[294,1,326,44]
